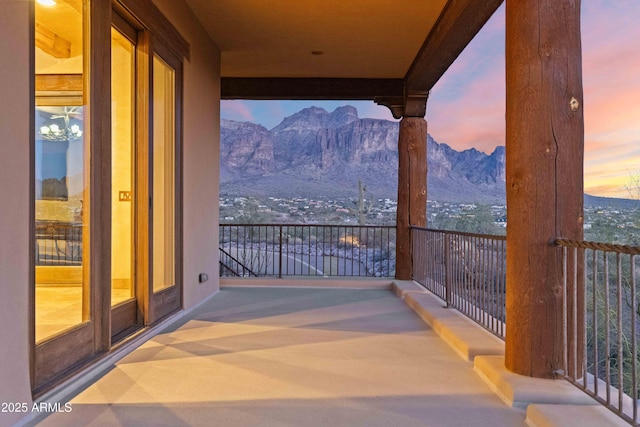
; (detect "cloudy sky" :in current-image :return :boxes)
[221,2,640,199]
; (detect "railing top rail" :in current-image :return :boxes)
[554,237,640,255]
[410,226,506,241]
[221,223,395,229]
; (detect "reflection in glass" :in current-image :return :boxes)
[111,28,135,306]
[34,0,88,343]
[152,55,176,292]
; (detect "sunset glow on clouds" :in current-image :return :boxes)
[582,1,640,198]
[221,2,640,199]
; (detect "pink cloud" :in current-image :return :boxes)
[425,4,505,154]
[221,100,254,122]
[425,2,640,197]
[428,51,505,154]
[582,1,640,196]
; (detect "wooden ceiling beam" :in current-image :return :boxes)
[35,22,71,58]
[405,0,503,94]
[221,78,404,100]
[36,74,83,92]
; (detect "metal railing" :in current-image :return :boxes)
[219,224,396,278]
[411,227,507,338]
[219,247,258,277]
[411,228,640,425]
[35,220,83,266]
[556,238,640,426]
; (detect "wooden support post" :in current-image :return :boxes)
[505,0,584,378]
[396,116,427,280]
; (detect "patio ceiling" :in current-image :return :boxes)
[185,0,447,79]
[184,0,504,100]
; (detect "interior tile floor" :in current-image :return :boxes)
[36,287,526,426]
[36,286,133,342]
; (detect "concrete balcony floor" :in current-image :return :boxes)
[37,287,526,426]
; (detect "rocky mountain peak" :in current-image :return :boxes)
[271,105,360,133]
[491,145,505,156]
[328,105,359,128]
[221,105,506,202]
[271,106,329,133]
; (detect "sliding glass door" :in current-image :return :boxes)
[109,19,183,334]
[33,0,184,393]
[111,20,139,341]
[33,0,96,391]
[30,0,185,394]
[147,46,182,324]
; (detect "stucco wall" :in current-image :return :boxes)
[0,1,35,426]
[152,0,221,309]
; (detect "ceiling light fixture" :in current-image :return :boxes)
[39,107,83,142]
[36,0,57,6]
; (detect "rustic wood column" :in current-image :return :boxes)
[396,114,427,280]
[505,0,584,378]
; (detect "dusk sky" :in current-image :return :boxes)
[221,2,640,199]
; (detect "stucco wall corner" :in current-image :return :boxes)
[0,2,36,427]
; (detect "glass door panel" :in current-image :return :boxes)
[146,47,181,325]
[110,20,142,342]
[33,0,97,391]
[34,0,89,344]
[152,55,176,293]
[111,27,135,307]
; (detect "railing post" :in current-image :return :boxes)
[444,233,452,308]
[278,225,283,278]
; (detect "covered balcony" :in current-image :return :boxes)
[209,0,634,423]
[2,0,637,426]
[32,224,637,427]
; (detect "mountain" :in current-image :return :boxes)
[584,194,640,210]
[220,119,276,180]
[220,106,507,202]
